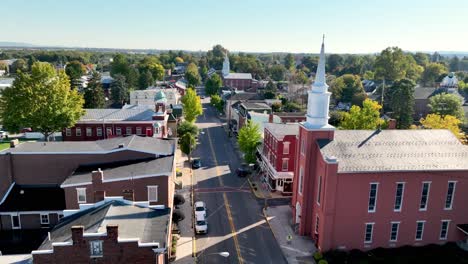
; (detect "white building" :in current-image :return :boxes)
[130,88,181,109]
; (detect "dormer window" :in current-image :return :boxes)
[90,240,103,257]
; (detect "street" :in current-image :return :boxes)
[190,101,286,264]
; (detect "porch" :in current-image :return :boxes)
[256,146,293,196]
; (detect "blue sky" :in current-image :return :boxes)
[2,0,467,53]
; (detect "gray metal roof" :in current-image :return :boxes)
[224,73,253,80]
[62,156,174,186]
[319,129,468,173]
[2,135,175,155]
[264,123,299,138]
[241,102,271,110]
[39,200,170,250]
[413,87,437,100]
[81,108,155,122]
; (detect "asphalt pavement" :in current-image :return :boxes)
[191,102,286,264]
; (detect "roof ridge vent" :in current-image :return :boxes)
[118,143,125,148]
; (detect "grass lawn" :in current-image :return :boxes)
[324,242,468,264]
[0,138,37,150]
[0,142,9,151]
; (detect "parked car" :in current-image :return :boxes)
[0,131,8,139]
[236,163,252,177]
[195,214,208,234]
[21,127,32,133]
[194,201,207,219]
[192,159,202,169]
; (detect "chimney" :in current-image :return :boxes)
[268,113,274,123]
[106,225,118,241]
[388,119,397,129]
[92,169,103,185]
[9,139,19,148]
[71,226,84,243]
[118,143,125,148]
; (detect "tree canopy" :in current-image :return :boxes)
[420,114,462,139]
[185,63,201,87]
[421,62,448,86]
[340,99,384,129]
[238,120,262,163]
[84,71,105,108]
[210,94,223,112]
[388,79,415,128]
[330,74,366,106]
[181,88,203,123]
[374,47,423,82]
[177,120,199,138]
[0,62,84,140]
[65,60,86,88]
[110,74,129,106]
[180,133,196,161]
[428,93,465,120]
[205,73,222,95]
[268,64,287,81]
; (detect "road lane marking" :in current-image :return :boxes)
[206,124,244,264]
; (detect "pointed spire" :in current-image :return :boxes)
[313,34,327,91]
[222,51,230,77]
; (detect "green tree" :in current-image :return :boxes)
[330,74,366,106]
[65,60,86,88]
[327,54,344,74]
[84,71,105,108]
[449,56,460,72]
[110,54,139,88]
[374,47,423,82]
[428,93,465,120]
[181,88,203,122]
[340,99,384,129]
[177,120,199,138]
[421,63,448,86]
[238,120,262,163]
[207,44,227,69]
[388,79,415,128]
[412,52,430,66]
[205,73,222,95]
[110,74,129,106]
[210,94,224,112]
[0,62,84,140]
[363,71,375,80]
[138,69,154,89]
[269,64,287,81]
[293,70,309,84]
[185,63,201,87]
[138,57,164,81]
[284,54,295,71]
[10,58,28,73]
[180,133,196,161]
[420,114,462,139]
[175,57,184,64]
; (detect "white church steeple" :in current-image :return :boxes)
[305,36,334,129]
[222,52,230,77]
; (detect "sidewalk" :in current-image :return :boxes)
[174,148,195,264]
[265,205,316,264]
[248,170,288,199]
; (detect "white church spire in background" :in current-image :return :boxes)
[305,35,334,129]
[222,52,230,77]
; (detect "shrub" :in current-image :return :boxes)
[318,260,328,264]
[174,194,186,205]
[313,251,323,261]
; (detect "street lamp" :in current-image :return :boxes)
[198,251,230,263]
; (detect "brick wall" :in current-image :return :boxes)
[62,123,155,141]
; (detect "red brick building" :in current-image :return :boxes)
[291,40,468,252]
[32,199,169,263]
[63,104,169,141]
[222,53,260,91]
[258,123,298,195]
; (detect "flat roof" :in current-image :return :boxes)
[264,123,299,138]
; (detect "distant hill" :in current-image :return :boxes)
[0,41,36,47]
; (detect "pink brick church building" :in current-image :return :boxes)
[291,39,468,252]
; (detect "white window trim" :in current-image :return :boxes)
[415,220,426,241]
[368,182,379,213]
[106,127,112,136]
[283,141,290,155]
[317,176,322,206]
[126,127,132,135]
[86,127,92,137]
[11,214,21,229]
[90,240,103,257]
[298,166,304,196]
[394,182,405,212]
[440,220,451,240]
[136,127,142,135]
[364,222,374,244]
[76,128,81,136]
[148,186,158,202]
[282,158,289,171]
[389,221,400,242]
[77,188,87,204]
[97,127,103,137]
[116,127,122,136]
[40,213,49,225]
[444,181,457,210]
[419,181,431,211]
[65,128,71,136]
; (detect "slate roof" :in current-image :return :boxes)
[80,108,155,122]
[264,123,299,138]
[225,92,264,101]
[224,73,253,80]
[318,129,468,173]
[39,200,170,250]
[1,135,175,155]
[241,102,271,110]
[274,112,307,117]
[62,156,174,186]
[0,185,65,212]
[413,87,437,100]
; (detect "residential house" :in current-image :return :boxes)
[258,123,298,195]
[32,198,169,263]
[291,40,468,252]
